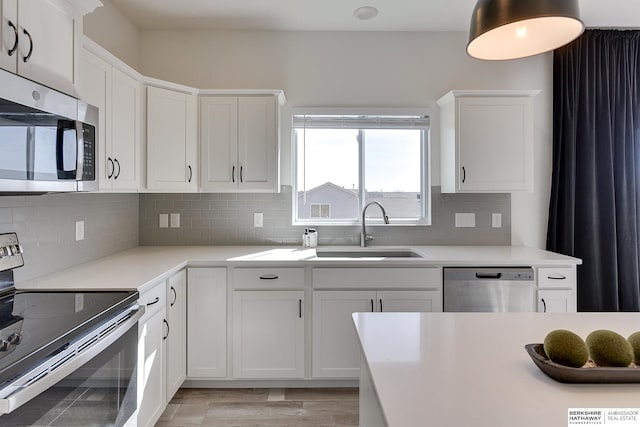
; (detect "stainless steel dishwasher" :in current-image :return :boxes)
[443,267,536,312]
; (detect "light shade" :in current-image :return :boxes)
[467,0,584,60]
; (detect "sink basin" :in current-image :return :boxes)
[314,249,425,259]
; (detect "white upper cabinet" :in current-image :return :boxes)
[79,45,141,191]
[0,0,100,96]
[438,90,538,193]
[0,0,18,73]
[147,86,198,192]
[109,68,141,190]
[200,94,280,193]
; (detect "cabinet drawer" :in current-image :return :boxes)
[139,281,167,321]
[233,268,305,290]
[313,268,441,290]
[537,267,575,289]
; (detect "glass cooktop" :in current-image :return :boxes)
[0,288,138,386]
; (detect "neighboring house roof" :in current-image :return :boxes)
[297,182,420,219]
[296,182,357,197]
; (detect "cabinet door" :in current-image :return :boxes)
[187,268,227,378]
[147,86,197,191]
[238,97,278,191]
[377,290,443,312]
[110,68,140,191]
[457,96,533,192]
[200,97,238,192]
[165,270,186,403]
[138,308,165,427]
[79,49,111,190]
[0,0,17,73]
[17,0,79,96]
[538,289,576,313]
[312,290,375,378]
[233,291,304,378]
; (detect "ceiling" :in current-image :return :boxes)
[110,0,640,32]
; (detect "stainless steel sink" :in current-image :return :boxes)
[314,249,425,259]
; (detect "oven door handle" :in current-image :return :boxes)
[0,304,144,415]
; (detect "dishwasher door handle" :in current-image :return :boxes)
[475,272,502,279]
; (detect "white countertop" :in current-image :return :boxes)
[353,312,640,427]
[16,245,581,292]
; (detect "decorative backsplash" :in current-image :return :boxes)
[0,193,139,283]
[139,186,511,246]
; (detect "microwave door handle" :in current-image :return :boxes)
[75,121,84,180]
[55,120,79,180]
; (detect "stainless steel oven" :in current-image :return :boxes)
[0,233,143,426]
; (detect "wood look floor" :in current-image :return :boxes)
[156,388,359,427]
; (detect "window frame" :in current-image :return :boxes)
[291,108,432,227]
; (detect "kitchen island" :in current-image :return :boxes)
[353,312,640,427]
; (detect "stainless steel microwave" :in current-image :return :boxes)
[0,70,97,193]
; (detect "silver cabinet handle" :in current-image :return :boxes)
[232,165,235,183]
[462,166,466,183]
[259,274,278,280]
[146,297,159,306]
[187,165,193,183]
[547,274,566,280]
[541,298,547,312]
[7,20,18,56]
[22,28,33,63]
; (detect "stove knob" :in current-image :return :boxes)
[0,340,9,351]
[8,333,21,345]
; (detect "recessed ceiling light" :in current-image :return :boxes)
[353,6,379,21]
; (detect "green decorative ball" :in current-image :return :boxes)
[628,331,640,364]
[543,329,589,368]
[586,329,634,367]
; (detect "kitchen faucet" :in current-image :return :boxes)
[361,201,390,247]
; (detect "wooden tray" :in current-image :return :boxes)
[525,343,640,383]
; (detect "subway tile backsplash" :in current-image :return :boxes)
[0,193,139,283]
[0,187,509,282]
[139,186,510,246]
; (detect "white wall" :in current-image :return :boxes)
[138,30,553,248]
[83,0,141,70]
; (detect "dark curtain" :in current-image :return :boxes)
[547,30,640,311]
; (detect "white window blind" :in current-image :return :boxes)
[292,115,430,130]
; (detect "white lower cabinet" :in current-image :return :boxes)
[232,291,305,378]
[538,289,576,313]
[187,268,228,378]
[312,289,441,378]
[165,270,187,402]
[377,290,443,312]
[537,266,577,313]
[312,291,375,378]
[138,281,167,427]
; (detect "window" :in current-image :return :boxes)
[292,113,430,225]
[310,203,331,218]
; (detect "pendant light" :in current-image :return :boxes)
[467,0,584,60]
